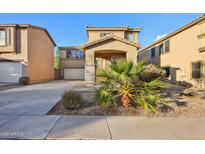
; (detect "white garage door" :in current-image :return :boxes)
[64,68,85,80]
[0,62,22,83]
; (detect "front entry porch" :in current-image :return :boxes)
[84,49,132,86]
[81,36,139,85]
[95,50,127,83]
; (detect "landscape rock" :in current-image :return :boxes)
[181,89,198,97]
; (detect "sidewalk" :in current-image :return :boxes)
[0,115,205,140]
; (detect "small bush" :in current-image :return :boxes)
[19,76,30,85]
[61,91,82,110]
[139,64,166,82]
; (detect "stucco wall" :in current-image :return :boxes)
[27,27,55,83]
[87,30,125,42]
[60,59,85,68]
[87,30,139,44]
[139,18,205,87]
[85,39,138,64]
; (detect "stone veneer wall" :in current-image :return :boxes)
[85,64,95,84]
[85,48,96,85]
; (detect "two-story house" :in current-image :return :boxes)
[138,15,205,88]
[0,24,56,83]
[58,26,141,85]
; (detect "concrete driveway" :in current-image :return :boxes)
[0,80,83,115]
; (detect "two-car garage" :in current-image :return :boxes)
[63,68,85,80]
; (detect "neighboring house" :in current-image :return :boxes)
[58,46,85,80]
[0,24,56,83]
[138,15,205,88]
[58,26,141,85]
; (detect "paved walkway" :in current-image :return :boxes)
[0,80,205,140]
[0,115,205,139]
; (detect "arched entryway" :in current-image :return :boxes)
[81,36,139,85]
[94,50,127,82]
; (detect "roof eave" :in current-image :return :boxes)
[58,46,80,50]
[81,36,140,49]
[0,24,56,46]
[86,26,129,31]
[139,14,205,53]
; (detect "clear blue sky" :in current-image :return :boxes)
[0,13,202,48]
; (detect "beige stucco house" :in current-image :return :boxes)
[138,15,205,88]
[0,24,56,83]
[58,26,141,85]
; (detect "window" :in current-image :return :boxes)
[192,61,201,78]
[100,32,113,37]
[164,40,170,53]
[136,35,138,42]
[66,50,84,59]
[159,40,169,55]
[0,29,6,46]
[96,60,101,69]
[151,47,155,58]
[159,43,164,55]
[127,34,133,41]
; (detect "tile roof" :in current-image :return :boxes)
[0,57,24,62]
[86,26,141,32]
[81,35,140,49]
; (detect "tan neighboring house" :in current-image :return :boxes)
[0,24,56,83]
[58,26,141,85]
[138,15,205,88]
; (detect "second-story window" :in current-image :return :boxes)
[66,50,84,59]
[127,34,133,41]
[164,40,170,53]
[0,29,6,46]
[159,40,170,55]
[151,47,155,58]
[159,43,164,55]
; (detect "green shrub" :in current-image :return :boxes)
[19,76,30,85]
[61,91,82,110]
[96,86,117,107]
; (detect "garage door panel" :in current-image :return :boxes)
[64,68,85,80]
[0,62,22,83]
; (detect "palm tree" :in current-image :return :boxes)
[96,59,170,112]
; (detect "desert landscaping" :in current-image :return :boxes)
[48,60,205,118]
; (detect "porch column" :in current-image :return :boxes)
[85,49,95,85]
